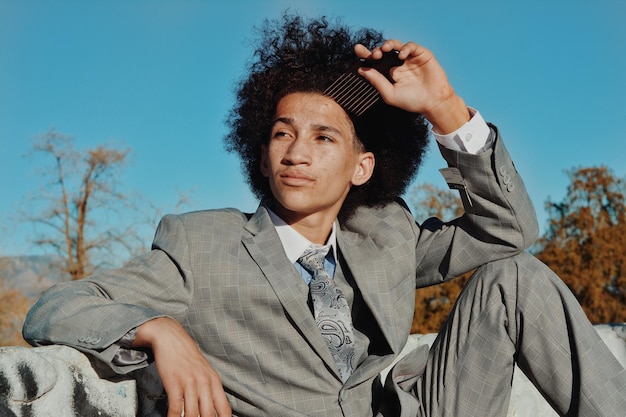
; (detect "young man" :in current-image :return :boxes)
[24,15,626,417]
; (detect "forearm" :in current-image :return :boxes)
[132,316,182,349]
[24,281,156,344]
[440,129,539,253]
[22,280,162,375]
[423,91,470,135]
[415,127,539,286]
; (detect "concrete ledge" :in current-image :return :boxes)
[1,324,625,416]
[0,344,136,416]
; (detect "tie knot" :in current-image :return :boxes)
[297,245,331,274]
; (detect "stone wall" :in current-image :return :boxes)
[1,324,625,416]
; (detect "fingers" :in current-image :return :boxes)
[197,370,231,417]
[356,40,429,63]
[353,38,456,116]
[144,317,231,416]
[165,370,231,417]
[353,43,371,59]
[357,65,395,98]
[354,40,407,95]
[211,386,232,416]
[165,387,184,417]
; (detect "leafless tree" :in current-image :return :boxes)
[24,129,160,280]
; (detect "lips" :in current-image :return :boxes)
[279,170,315,186]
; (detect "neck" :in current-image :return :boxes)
[268,202,337,245]
[293,220,334,245]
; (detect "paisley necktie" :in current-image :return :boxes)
[298,247,355,382]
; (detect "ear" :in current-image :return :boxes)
[351,152,375,186]
[260,144,269,177]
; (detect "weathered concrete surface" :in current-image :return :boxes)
[0,344,136,416]
[1,324,625,416]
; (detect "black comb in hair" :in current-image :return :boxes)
[324,50,404,117]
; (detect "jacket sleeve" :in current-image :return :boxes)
[22,214,196,375]
[413,125,539,287]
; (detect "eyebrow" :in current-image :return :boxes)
[271,117,343,136]
[271,116,294,126]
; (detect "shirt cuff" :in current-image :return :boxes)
[432,108,491,154]
[112,327,148,366]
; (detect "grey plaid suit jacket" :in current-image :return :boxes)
[24,128,539,416]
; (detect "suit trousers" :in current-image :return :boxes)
[386,252,626,417]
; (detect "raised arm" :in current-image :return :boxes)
[355,39,538,283]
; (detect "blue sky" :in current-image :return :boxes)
[1,0,625,257]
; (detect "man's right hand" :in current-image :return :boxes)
[355,40,470,135]
[133,317,232,417]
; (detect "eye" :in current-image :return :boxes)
[317,135,334,143]
[272,130,291,139]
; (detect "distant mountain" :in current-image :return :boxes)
[0,255,66,299]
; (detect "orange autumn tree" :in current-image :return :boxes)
[0,286,30,347]
[0,258,30,346]
[408,166,626,333]
[536,166,626,323]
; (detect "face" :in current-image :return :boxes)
[260,92,374,224]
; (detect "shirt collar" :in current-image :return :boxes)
[266,208,338,263]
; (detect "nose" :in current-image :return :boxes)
[282,136,311,165]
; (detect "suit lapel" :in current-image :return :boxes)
[338,228,398,346]
[241,205,339,375]
[337,226,405,386]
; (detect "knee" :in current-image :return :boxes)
[473,252,553,284]
[470,252,528,288]
[471,252,571,304]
